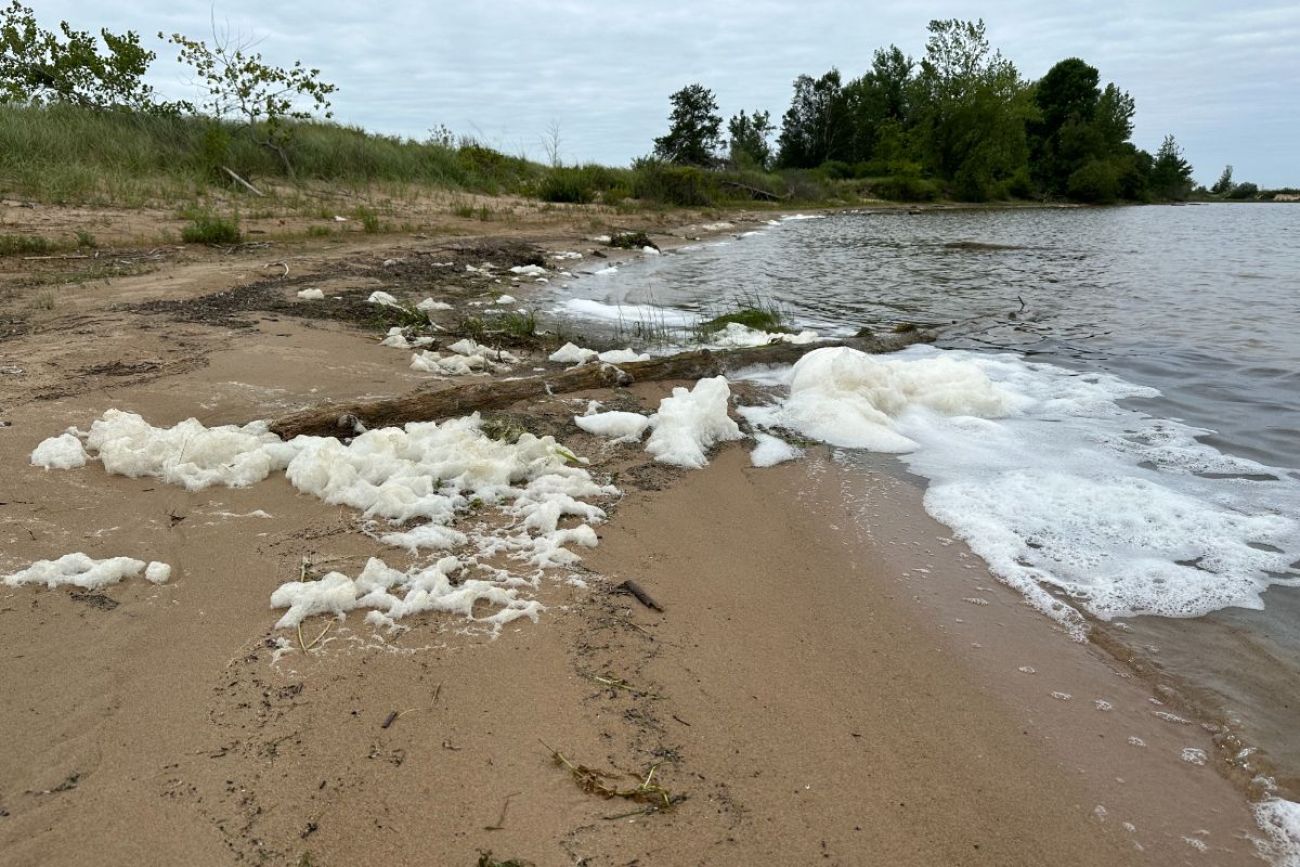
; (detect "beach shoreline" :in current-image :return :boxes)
[0,203,1290,865]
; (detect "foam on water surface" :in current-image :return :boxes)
[741,345,1300,627]
[558,298,698,327]
[1255,798,1300,866]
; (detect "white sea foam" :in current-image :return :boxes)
[30,433,88,469]
[559,298,697,327]
[596,348,650,364]
[36,412,619,631]
[741,345,1300,628]
[707,322,820,349]
[1254,798,1300,866]
[549,342,598,364]
[644,376,743,468]
[296,288,324,300]
[574,411,653,444]
[750,433,803,467]
[2,553,164,590]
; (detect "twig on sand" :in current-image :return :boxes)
[584,671,658,698]
[381,710,399,729]
[483,791,521,831]
[297,620,333,652]
[616,580,663,612]
[539,740,679,811]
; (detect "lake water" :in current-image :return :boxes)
[548,204,1300,795]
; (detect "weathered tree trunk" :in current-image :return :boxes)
[267,330,931,440]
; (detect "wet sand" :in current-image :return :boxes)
[0,206,1278,865]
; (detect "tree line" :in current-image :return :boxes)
[652,19,1200,203]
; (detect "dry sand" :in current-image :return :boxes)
[0,205,1277,866]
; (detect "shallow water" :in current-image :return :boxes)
[551,204,1300,792]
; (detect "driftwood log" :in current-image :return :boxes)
[267,329,932,440]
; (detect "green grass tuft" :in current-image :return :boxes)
[181,213,241,244]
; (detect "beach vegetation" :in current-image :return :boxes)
[181,211,240,244]
[0,233,53,255]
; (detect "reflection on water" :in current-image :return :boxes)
[552,203,1300,792]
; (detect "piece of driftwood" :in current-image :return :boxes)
[222,165,265,197]
[719,179,787,201]
[268,330,931,440]
[616,580,663,612]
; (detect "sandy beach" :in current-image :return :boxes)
[0,201,1283,865]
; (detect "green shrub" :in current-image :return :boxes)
[354,206,381,233]
[538,167,597,203]
[630,160,717,206]
[0,234,53,256]
[1228,182,1259,200]
[1067,159,1122,204]
[818,160,854,180]
[181,213,241,244]
[869,174,940,202]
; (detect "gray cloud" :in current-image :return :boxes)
[39,0,1300,185]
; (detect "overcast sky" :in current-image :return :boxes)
[42,1,1300,186]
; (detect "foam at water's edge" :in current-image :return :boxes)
[741,345,1300,628]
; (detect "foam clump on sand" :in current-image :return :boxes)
[750,433,803,467]
[38,410,618,630]
[776,346,1015,451]
[30,433,88,469]
[296,288,324,300]
[574,411,653,444]
[270,556,542,630]
[2,553,170,590]
[367,291,400,307]
[645,376,743,468]
[410,340,517,377]
[709,322,820,349]
[509,265,547,277]
[596,348,650,364]
[416,298,453,312]
[573,377,742,467]
[549,342,598,364]
[548,343,649,366]
[79,410,297,491]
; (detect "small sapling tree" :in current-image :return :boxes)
[164,26,336,174]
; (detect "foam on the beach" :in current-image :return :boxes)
[548,343,648,365]
[750,433,803,467]
[1254,798,1300,866]
[574,411,653,444]
[296,288,324,300]
[596,348,650,364]
[644,376,743,468]
[30,433,88,469]
[2,553,168,590]
[367,291,400,307]
[270,556,541,630]
[416,298,453,312]
[743,344,1300,627]
[77,410,297,491]
[36,411,619,631]
[549,342,598,365]
[774,346,1016,452]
